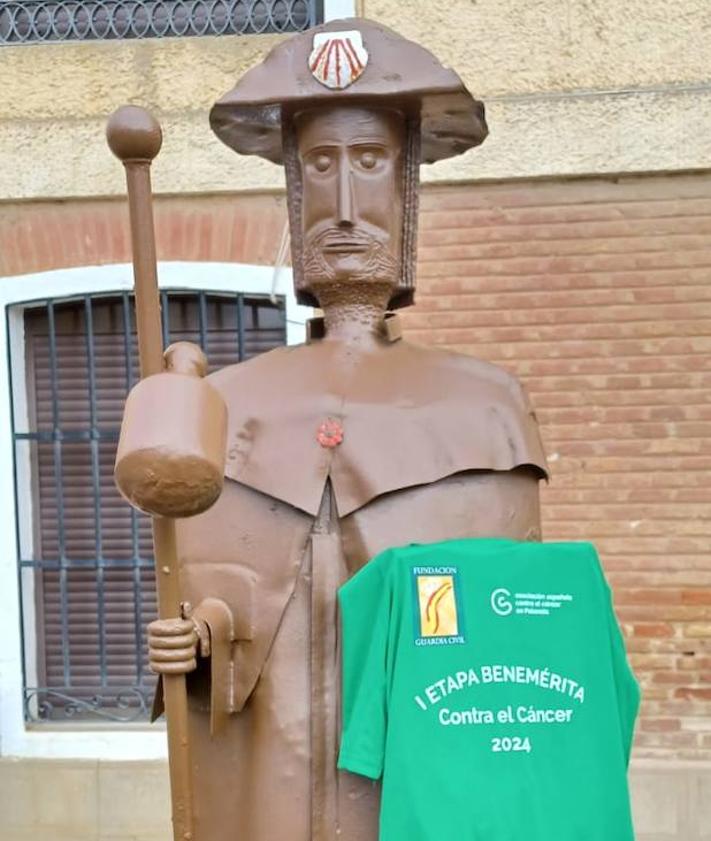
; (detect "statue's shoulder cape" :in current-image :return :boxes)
[209,324,548,516]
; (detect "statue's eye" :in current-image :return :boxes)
[360,151,377,170]
[314,154,331,173]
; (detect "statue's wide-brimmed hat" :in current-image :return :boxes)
[210,18,487,165]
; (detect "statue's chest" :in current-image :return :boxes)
[214,340,546,519]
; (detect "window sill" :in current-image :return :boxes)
[4,725,168,760]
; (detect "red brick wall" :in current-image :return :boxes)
[0,193,287,276]
[407,174,711,760]
[1,172,709,759]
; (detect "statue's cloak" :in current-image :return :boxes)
[169,324,548,841]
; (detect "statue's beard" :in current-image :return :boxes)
[302,227,400,289]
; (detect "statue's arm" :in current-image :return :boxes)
[114,343,236,719]
[499,466,543,542]
[501,371,547,541]
[148,599,236,734]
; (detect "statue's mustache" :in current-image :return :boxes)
[307,227,381,249]
[302,228,399,282]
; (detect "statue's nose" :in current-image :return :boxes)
[337,159,354,227]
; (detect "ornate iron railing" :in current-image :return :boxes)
[0,0,321,44]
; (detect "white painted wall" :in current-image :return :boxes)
[3,0,708,201]
[0,261,308,760]
[324,0,357,21]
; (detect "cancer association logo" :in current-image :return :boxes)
[490,587,513,616]
[413,566,466,647]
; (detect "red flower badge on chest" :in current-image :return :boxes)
[317,418,344,448]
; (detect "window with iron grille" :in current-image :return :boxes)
[0,0,322,44]
[10,289,286,723]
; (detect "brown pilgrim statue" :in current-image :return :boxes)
[114,18,548,841]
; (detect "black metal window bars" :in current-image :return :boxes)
[0,0,321,44]
[9,290,286,722]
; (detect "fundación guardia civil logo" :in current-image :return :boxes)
[412,566,466,646]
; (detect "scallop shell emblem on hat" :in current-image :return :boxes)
[308,30,369,90]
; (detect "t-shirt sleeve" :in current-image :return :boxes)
[589,545,641,767]
[337,553,392,780]
[606,586,641,766]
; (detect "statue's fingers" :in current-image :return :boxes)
[147,617,195,637]
[150,645,196,662]
[149,657,197,676]
[148,630,197,650]
[149,644,197,675]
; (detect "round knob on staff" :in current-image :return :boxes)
[106,105,164,378]
[106,105,163,163]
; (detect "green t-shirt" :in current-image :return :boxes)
[338,539,639,841]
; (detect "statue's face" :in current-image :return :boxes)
[295,106,405,296]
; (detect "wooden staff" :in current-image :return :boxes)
[106,105,194,841]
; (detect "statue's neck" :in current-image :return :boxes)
[316,283,391,346]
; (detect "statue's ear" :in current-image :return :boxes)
[282,117,309,307]
[390,115,421,311]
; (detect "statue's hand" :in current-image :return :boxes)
[147,612,210,676]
